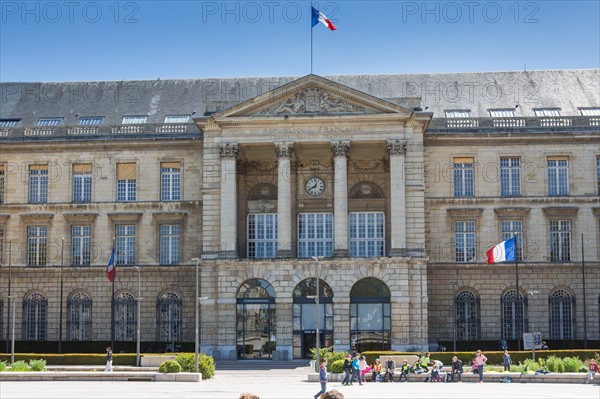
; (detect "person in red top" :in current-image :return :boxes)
[588,359,599,382]
[473,350,487,383]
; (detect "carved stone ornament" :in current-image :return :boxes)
[387,140,407,156]
[331,141,351,157]
[263,88,366,115]
[275,142,295,158]
[349,159,386,173]
[349,182,384,199]
[219,143,239,159]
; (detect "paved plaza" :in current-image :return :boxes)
[1,366,599,399]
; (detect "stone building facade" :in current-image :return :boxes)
[0,70,598,359]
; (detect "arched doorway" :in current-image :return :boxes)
[236,279,276,359]
[292,278,334,359]
[349,278,391,352]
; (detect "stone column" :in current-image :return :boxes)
[275,142,294,257]
[331,141,350,257]
[219,143,239,258]
[387,140,407,256]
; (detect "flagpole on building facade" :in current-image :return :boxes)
[59,238,64,353]
[514,233,521,351]
[110,237,115,351]
[581,233,588,349]
[5,242,11,353]
[310,3,313,74]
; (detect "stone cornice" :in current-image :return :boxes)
[592,207,600,217]
[0,214,10,223]
[542,207,579,217]
[19,213,54,223]
[425,133,600,147]
[447,208,484,219]
[63,212,99,224]
[152,212,188,223]
[494,207,531,218]
[107,212,143,223]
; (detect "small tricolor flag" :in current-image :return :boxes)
[486,237,517,264]
[311,6,337,31]
[107,246,116,282]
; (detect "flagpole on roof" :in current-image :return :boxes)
[310,3,313,74]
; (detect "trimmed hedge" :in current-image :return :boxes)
[175,353,216,380]
[159,360,181,373]
[0,353,137,366]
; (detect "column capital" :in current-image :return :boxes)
[330,141,351,158]
[219,143,239,159]
[387,139,407,156]
[275,142,295,158]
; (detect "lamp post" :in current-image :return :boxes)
[452,281,459,352]
[191,257,201,374]
[133,266,141,367]
[311,257,321,373]
[59,238,64,354]
[417,261,425,354]
[7,295,15,364]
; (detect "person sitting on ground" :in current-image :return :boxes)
[427,364,444,382]
[239,394,260,399]
[420,352,431,372]
[399,359,410,382]
[384,358,395,382]
[371,358,383,382]
[451,356,463,382]
[320,390,344,399]
[588,359,599,382]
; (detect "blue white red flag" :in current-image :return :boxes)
[311,6,337,31]
[107,246,116,282]
[486,237,517,264]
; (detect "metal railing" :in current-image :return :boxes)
[0,123,200,138]
[432,116,600,130]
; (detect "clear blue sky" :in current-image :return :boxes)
[1,0,599,82]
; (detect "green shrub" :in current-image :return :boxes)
[175,353,216,380]
[562,356,583,372]
[0,353,136,366]
[0,361,7,372]
[546,356,564,373]
[310,348,347,364]
[28,359,47,371]
[158,360,181,373]
[10,361,31,372]
[329,359,345,374]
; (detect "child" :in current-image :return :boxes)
[350,353,362,386]
[588,359,599,382]
[371,359,383,382]
[399,359,410,382]
[313,358,328,399]
[341,354,352,386]
[503,350,512,372]
[359,356,369,382]
[428,364,444,382]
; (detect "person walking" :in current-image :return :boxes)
[341,354,352,386]
[350,353,362,386]
[104,347,113,372]
[359,356,368,382]
[503,350,512,372]
[474,350,487,383]
[314,358,328,399]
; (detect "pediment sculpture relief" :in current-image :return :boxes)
[260,88,367,115]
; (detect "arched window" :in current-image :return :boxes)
[349,278,391,352]
[455,290,480,341]
[23,292,47,341]
[114,292,136,341]
[157,292,181,342]
[292,279,334,359]
[67,292,92,341]
[549,289,574,339]
[501,289,527,340]
[236,279,276,359]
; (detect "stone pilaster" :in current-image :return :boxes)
[219,143,239,258]
[387,139,407,257]
[331,141,350,257]
[275,142,294,257]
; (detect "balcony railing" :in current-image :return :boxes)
[432,116,600,131]
[0,123,200,139]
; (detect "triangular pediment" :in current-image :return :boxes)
[212,74,414,118]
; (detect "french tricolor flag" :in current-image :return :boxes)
[486,236,517,264]
[311,6,337,31]
[107,246,116,282]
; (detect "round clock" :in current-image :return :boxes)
[305,177,325,196]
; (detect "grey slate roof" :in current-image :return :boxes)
[1,69,598,126]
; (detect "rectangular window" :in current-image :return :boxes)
[115,225,136,265]
[79,116,104,125]
[455,221,476,263]
[550,220,571,261]
[445,110,471,118]
[72,164,92,203]
[0,225,3,264]
[500,157,521,197]
[0,165,4,204]
[501,220,523,261]
[548,157,569,196]
[160,162,181,201]
[164,115,189,123]
[534,109,561,117]
[489,109,516,118]
[122,116,147,124]
[71,226,91,266]
[349,212,385,257]
[160,225,180,265]
[0,119,20,127]
[27,226,47,266]
[579,108,600,116]
[298,213,334,258]
[37,118,63,126]
[597,157,600,194]
[116,162,137,202]
[453,157,474,197]
[247,214,278,259]
[29,165,48,203]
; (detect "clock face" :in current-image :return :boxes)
[305,177,325,196]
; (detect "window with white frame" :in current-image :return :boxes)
[534,108,561,117]
[116,163,137,202]
[579,108,600,116]
[121,116,147,124]
[597,157,600,194]
[349,212,385,257]
[501,220,523,261]
[115,225,136,265]
[453,157,474,197]
[27,226,47,266]
[0,119,20,127]
[455,221,476,263]
[550,220,571,261]
[160,225,180,265]
[0,164,4,204]
[548,158,569,196]
[445,110,471,118]
[489,109,516,118]
[160,162,181,201]
[500,157,520,196]
[79,116,104,125]
[298,213,334,258]
[71,226,91,266]
[37,117,63,126]
[164,115,189,123]
[23,292,47,341]
[29,165,48,203]
[72,164,92,203]
[247,214,278,259]
[549,289,573,339]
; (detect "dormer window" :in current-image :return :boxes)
[445,110,471,118]
[122,116,147,124]
[37,118,63,126]
[489,109,515,118]
[580,108,600,116]
[534,108,561,117]
[79,116,104,125]
[0,119,21,127]
[164,115,189,123]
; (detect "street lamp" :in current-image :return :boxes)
[133,266,142,367]
[191,257,201,374]
[311,257,321,373]
[7,295,16,364]
[416,261,425,354]
[452,281,459,352]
